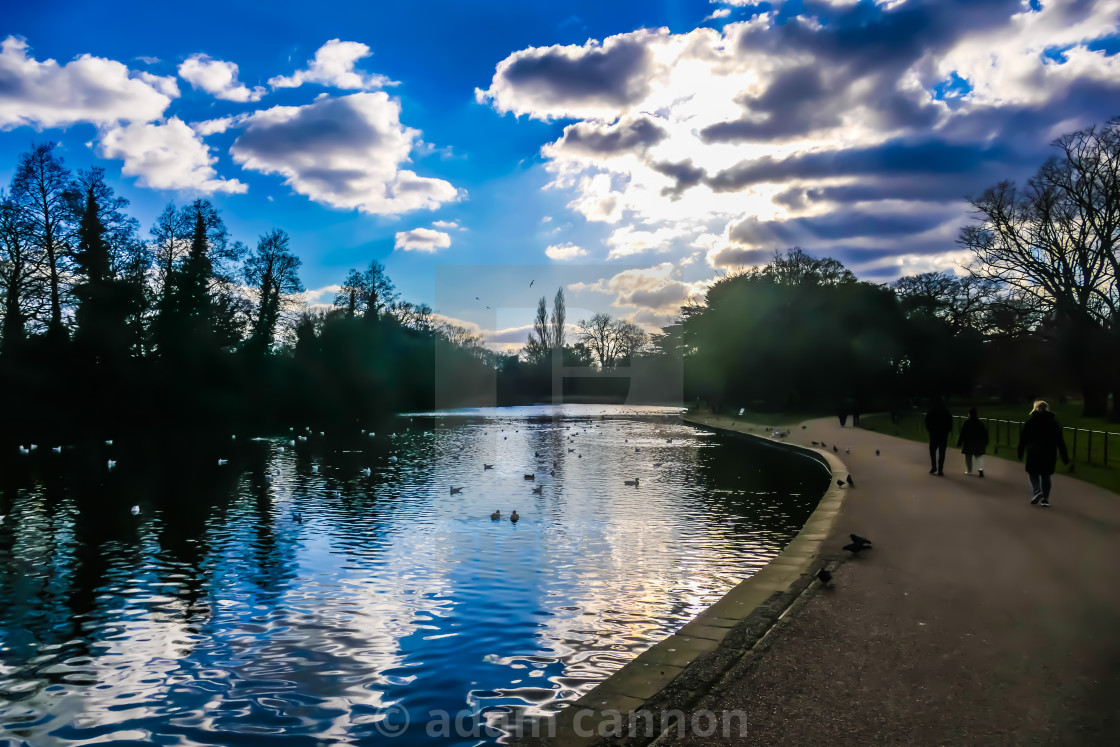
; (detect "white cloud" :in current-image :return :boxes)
[432,219,463,230]
[395,227,451,252]
[189,115,245,136]
[230,92,460,215]
[0,36,175,130]
[268,39,395,90]
[178,54,265,102]
[545,242,588,260]
[572,263,703,316]
[98,117,246,193]
[302,283,341,308]
[704,8,732,21]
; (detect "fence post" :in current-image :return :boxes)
[1087,430,1093,466]
[1105,431,1110,467]
[1072,428,1078,463]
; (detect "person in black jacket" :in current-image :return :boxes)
[957,407,989,477]
[924,397,953,476]
[1017,401,1070,508]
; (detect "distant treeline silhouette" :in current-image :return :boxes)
[1,116,1118,445]
[0,143,496,444]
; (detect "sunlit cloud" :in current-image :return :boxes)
[545,242,588,260]
[268,39,396,90]
[395,227,452,252]
[98,117,246,193]
[179,53,265,102]
[0,36,175,129]
[230,93,461,215]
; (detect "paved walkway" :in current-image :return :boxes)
[660,415,1120,745]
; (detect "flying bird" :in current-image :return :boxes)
[529,280,535,287]
[816,568,833,587]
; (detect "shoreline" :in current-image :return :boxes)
[515,413,848,746]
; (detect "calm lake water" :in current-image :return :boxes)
[0,405,829,745]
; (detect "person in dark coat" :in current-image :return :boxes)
[1017,400,1070,508]
[957,407,989,477]
[924,397,953,476]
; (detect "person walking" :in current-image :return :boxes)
[1017,401,1070,508]
[925,397,953,476]
[957,407,989,477]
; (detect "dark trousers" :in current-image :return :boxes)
[1029,473,1052,498]
[929,435,948,472]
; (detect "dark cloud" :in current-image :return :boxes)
[708,246,773,268]
[553,116,667,156]
[701,65,843,143]
[707,138,1014,192]
[496,36,653,109]
[652,159,705,198]
[233,98,382,157]
[728,210,957,249]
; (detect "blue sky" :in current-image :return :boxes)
[2,0,1119,349]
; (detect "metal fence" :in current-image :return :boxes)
[948,414,1118,469]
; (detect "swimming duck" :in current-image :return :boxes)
[361,467,371,476]
[510,510,520,523]
[532,485,543,494]
[450,486,463,494]
[524,473,535,480]
[490,510,501,520]
[623,477,640,487]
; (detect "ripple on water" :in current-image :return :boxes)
[0,404,827,745]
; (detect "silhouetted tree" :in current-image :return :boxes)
[961,118,1120,416]
[0,192,45,352]
[10,143,73,343]
[244,229,304,355]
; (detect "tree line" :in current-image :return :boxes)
[2,116,1117,439]
[0,143,494,443]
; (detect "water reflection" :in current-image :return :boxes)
[0,405,828,745]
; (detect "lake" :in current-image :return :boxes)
[0,404,829,745]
